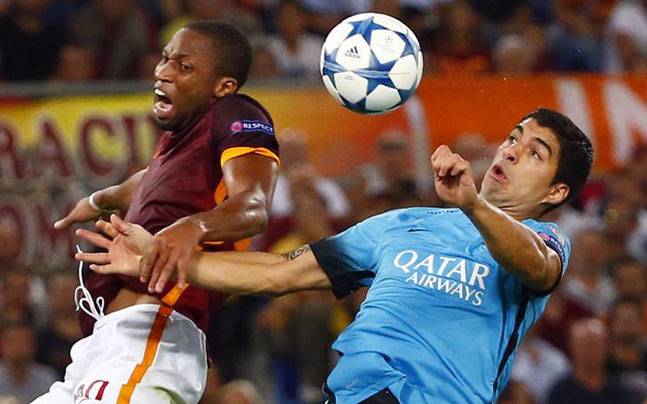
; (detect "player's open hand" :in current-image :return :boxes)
[54,197,103,230]
[431,145,479,211]
[75,214,153,276]
[140,218,202,294]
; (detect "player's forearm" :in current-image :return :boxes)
[93,169,147,210]
[184,249,330,296]
[463,197,553,290]
[185,251,286,295]
[183,189,269,243]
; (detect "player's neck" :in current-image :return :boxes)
[172,104,212,135]
[483,198,537,221]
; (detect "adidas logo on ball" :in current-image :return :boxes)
[344,46,361,59]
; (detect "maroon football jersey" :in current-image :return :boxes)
[81,94,279,335]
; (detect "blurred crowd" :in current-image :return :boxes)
[0,0,646,403]
[1,0,646,83]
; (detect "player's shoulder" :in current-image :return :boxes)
[367,206,460,225]
[215,93,272,122]
[523,218,570,248]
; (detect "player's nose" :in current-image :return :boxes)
[502,145,518,163]
[154,60,173,83]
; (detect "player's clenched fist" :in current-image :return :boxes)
[431,145,479,211]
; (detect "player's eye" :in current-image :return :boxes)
[507,135,517,145]
[532,150,541,160]
[180,63,192,72]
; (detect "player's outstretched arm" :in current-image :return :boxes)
[54,168,147,229]
[186,245,331,296]
[76,217,331,296]
[140,154,279,293]
[431,146,561,293]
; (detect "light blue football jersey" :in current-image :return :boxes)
[310,207,570,404]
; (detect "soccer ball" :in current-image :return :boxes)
[320,13,423,114]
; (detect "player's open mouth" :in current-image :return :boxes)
[153,88,174,119]
[490,164,507,182]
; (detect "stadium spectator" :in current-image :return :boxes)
[498,380,535,404]
[260,128,350,250]
[613,260,647,301]
[216,379,262,404]
[35,272,82,379]
[536,289,593,354]
[603,0,647,73]
[0,270,35,325]
[0,218,20,267]
[159,0,262,47]
[257,291,335,404]
[248,36,280,80]
[493,34,539,74]
[69,0,154,79]
[603,196,641,266]
[0,321,57,403]
[607,298,647,373]
[41,0,89,28]
[546,0,605,72]
[371,0,404,20]
[274,129,350,220]
[267,0,323,79]
[269,167,336,252]
[561,229,617,316]
[612,260,647,336]
[137,50,162,80]
[299,0,369,35]
[627,147,647,263]
[512,329,571,404]
[427,0,492,75]
[350,130,419,215]
[548,318,640,404]
[50,43,95,82]
[0,0,66,81]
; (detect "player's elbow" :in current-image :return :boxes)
[516,256,559,293]
[243,206,268,235]
[238,191,270,235]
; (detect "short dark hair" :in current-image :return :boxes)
[521,108,593,209]
[184,21,253,88]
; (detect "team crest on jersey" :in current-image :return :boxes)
[230,120,274,135]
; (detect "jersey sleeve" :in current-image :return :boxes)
[309,214,386,299]
[524,220,572,294]
[214,95,280,168]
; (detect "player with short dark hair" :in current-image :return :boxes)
[44,21,280,403]
[80,108,591,402]
[519,108,592,212]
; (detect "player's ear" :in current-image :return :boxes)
[213,77,238,98]
[542,182,569,207]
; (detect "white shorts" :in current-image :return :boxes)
[32,304,207,404]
